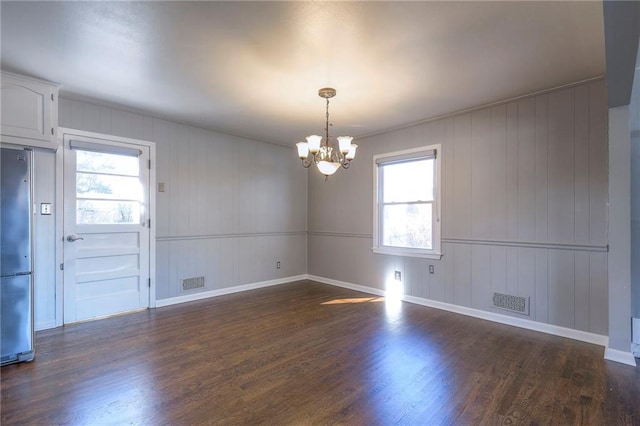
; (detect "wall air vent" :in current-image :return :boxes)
[492,292,529,316]
[182,276,205,291]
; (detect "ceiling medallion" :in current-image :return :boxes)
[296,88,357,180]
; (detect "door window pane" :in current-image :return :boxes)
[77,173,142,200]
[77,200,140,225]
[77,151,139,176]
[75,149,142,225]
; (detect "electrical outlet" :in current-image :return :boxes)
[429,265,434,274]
[394,271,401,281]
[276,261,281,269]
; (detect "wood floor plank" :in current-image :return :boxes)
[1,281,639,425]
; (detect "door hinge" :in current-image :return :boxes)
[60,263,64,271]
[148,159,151,169]
[51,127,54,135]
[148,218,151,228]
[51,93,54,101]
[148,278,151,288]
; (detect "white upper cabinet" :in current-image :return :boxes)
[1,72,59,150]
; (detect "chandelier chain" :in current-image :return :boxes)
[325,97,330,145]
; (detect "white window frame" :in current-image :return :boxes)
[372,144,442,259]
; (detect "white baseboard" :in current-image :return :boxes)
[308,275,609,347]
[307,274,386,297]
[35,320,58,331]
[403,294,609,347]
[604,347,638,367]
[155,275,307,308]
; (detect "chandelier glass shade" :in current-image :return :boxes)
[296,88,358,179]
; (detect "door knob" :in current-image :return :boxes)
[66,234,84,242]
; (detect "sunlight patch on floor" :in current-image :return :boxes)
[321,297,384,305]
[384,276,404,323]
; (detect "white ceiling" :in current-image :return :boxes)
[1,1,605,146]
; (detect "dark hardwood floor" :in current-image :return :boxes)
[2,281,639,425]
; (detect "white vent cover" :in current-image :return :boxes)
[182,276,205,291]
[492,292,529,315]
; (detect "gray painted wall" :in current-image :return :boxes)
[309,80,609,335]
[58,98,308,301]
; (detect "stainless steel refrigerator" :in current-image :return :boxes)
[1,147,34,365]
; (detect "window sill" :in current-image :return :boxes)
[372,247,443,260]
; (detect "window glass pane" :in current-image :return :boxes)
[382,203,432,249]
[77,200,140,225]
[77,173,142,201]
[77,150,139,176]
[382,159,434,203]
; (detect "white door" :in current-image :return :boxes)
[63,135,150,323]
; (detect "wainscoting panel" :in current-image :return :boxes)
[156,233,307,300]
[309,233,608,335]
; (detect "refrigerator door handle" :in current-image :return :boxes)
[66,234,84,242]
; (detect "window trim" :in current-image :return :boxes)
[372,144,442,259]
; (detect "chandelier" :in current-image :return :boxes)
[296,88,358,179]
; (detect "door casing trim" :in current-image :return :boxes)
[55,127,156,327]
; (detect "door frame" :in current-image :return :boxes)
[55,128,156,327]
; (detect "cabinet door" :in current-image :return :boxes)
[1,74,55,144]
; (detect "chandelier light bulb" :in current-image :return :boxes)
[306,135,322,154]
[346,144,358,160]
[296,142,309,159]
[337,136,353,154]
